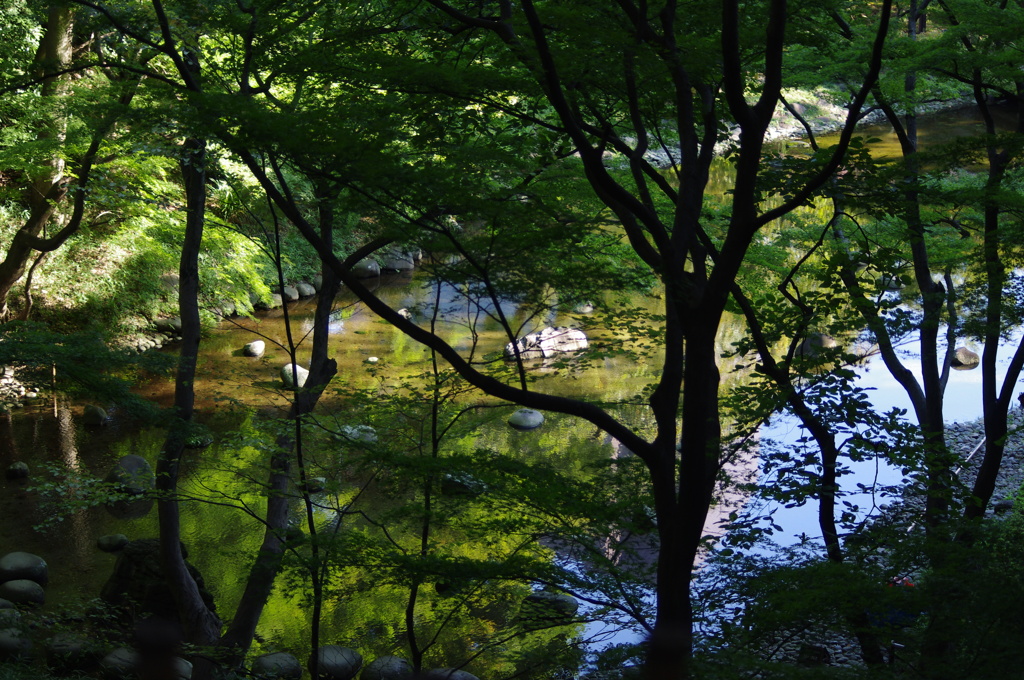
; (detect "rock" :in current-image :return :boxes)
[217,299,237,317]
[84,404,108,426]
[361,655,413,680]
[338,425,377,445]
[993,498,1015,513]
[281,285,300,302]
[382,250,416,271]
[296,282,317,297]
[351,259,380,278]
[244,340,266,358]
[253,651,303,679]
[797,333,837,358]
[504,327,589,359]
[97,534,130,553]
[270,293,283,308]
[574,302,595,314]
[0,551,48,585]
[441,473,485,497]
[173,656,193,679]
[47,632,99,673]
[281,363,310,389]
[0,579,45,605]
[365,357,379,364]
[796,643,831,667]
[101,539,216,622]
[304,477,327,494]
[0,608,19,626]
[951,346,980,370]
[313,274,324,292]
[101,647,140,679]
[397,308,412,320]
[508,408,544,431]
[5,462,28,480]
[0,627,31,661]
[521,590,579,621]
[422,669,479,680]
[154,316,183,333]
[105,455,155,495]
[309,645,362,680]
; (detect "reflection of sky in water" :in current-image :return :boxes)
[760,331,1024,545]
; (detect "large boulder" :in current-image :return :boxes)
[0,579,44,605]
[154,317,183,333]
[296,282,317,298]
[338,425,377,445]
[309,645,362,680]
[382,250,416,271]
[253,651,303,679]
[0,551,48,585]
[951,346,980,370]
[281,363,310,389]
[504,327,588,359]
[361,655,413,680]
[100,539,216,621]
[105,455,155,495]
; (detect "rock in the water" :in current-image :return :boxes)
[83,404,108,426]
[281,285,300,302]
[253,651,303,679]
[504,327,588,359]
[101,647,140,679]
[521,590,579,621]
[382,250,416,271]
[5,462,28,480]
[309,645,362,680]
[281,363,310,389]
[951,346,980,370]
[105,455,155,495]
[97,534,130,553]
[361,655,413,680]
[508,408,544,431]
[244,340,266,357]
[0,579,44,605]
[296,282,317,297]
[0,627,31,661]
[422,669,480,680]
[351,259,380,278]
[0,551,48,585]
[339,425,377,445]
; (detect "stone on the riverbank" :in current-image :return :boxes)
[84,404,108,426]
[100,647,140,679]
[105,455,155,495]
[0,552,48,585]
[361,655,413,680]
[0,579,45,605]
[47,632,100,673]
[297,282,316,297]
[382,249,416,271]
[504,327,588,359]
[244,340,266,357]
[313,274,324,291]
[281,285,300,302]
[5,462,28,480]
[97,534,130,553]
[951,346,980,370]
[309,645,362,680]
[154,316,183,333]
[253,651,303,679]
[508,408,544,431]
[423,669,480,680]
[281,363,310,389]
[352,259,380,278]
[0,627,31,661]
